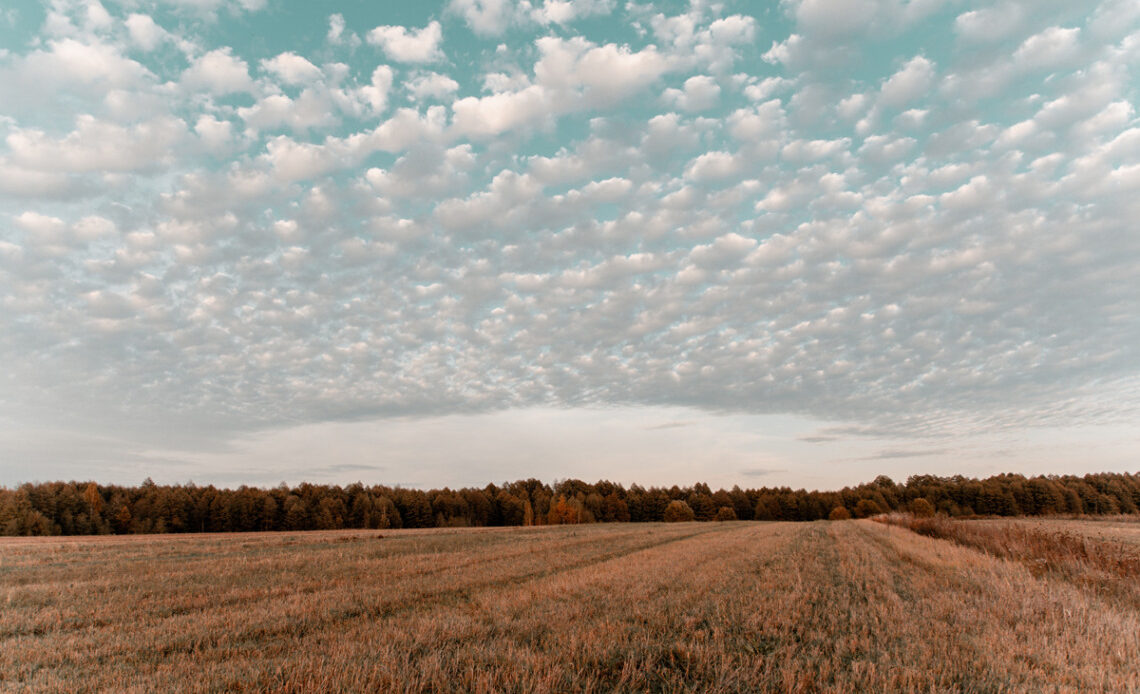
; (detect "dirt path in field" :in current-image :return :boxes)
[3,521,1138,693]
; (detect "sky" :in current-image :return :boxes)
[1,0,1138,491]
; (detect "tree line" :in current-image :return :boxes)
[1,471,1138,536]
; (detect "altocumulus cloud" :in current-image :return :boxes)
[1,0,1139,481]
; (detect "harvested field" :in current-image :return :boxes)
[3,520,1139,693]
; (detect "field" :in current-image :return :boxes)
[3,520,1139,693]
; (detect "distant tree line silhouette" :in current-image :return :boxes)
[1,472,1138,536]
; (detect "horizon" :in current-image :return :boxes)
[2,0,1138,488]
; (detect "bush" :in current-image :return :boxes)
[714,506,737,522]
[854,499,884,518]
[910,498,935,518]
[663,500,696,522]
[828,506,851,521]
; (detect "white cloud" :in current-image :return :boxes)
[662,75,720,112]
[3,38,151,99]
[781,138,850,162]
[531,0,616,26]
[367,21,444,63]
[879,55,935,108]
[451,84,551,138]
[684,151,742,181]
[448,0,616,36]
[238,90,337,133]
[7,115,186,172]
[182,48,253,95]
[449,0,518,37]
[125,14,167,52]
[14,211,67,235]
[327,13,347,43]
[357,65,395,115]
[261,52,323,85]
[450,37,669,138]
[1013,27,1080,69]
[954,4,1024,42]
[194,115,233,154]
[790,0,879,38]
[408,72,460,101]
[534,36,670,104]
[262,136,340,181]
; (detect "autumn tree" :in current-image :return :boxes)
[829,506,851,521]
[663,500,695,522]
[548,495,583,524]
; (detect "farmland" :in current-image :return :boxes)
[3,519,1139,693]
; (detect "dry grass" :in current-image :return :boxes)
[879,514,1140,609]
[3,520,1139,692]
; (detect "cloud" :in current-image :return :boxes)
[448,0,617,36]
[182,47,253,94]
[645,420,691,430]
[0,38,151,104]
[7,116,187,172]
[862,448,948,460]
[531,0,617,26]
[238,91,338,133]
[662,75,721,112]
[449,0,518,36]
[1014,26,1081,69]
[367,21,444,63]
[451,84,551,137]
[2,0,1139,479]
[125,14,168,52]
[740,467,787,477]
[407,72,461,101]
[261,52,323,85]
[954,5,1024,43]
[879,56,935,108]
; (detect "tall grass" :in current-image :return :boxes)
[878,514,1140,577]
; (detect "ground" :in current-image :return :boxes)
[2,519,1138,692]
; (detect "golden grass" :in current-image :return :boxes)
[2,520,1139,692]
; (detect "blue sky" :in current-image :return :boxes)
[1,0,1138,489]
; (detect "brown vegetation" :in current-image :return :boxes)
[878,513,1140,609]
[3,520,1139,692]
[3,471,1138,536]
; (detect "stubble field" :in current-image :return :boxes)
[3,519,1139,693]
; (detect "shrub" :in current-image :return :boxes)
[663,500,696,522]
[910,498,935,518]
[854,499,883,518]
[828,506,851,521]
[714,506,737,522]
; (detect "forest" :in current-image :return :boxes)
[1,471,1138,536]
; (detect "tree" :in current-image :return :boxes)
[829,506,851,521]
[601,493,630,523]
[114,504,133,534]
[83,482,103,516]
[854,499,883,518]
[754,493,780,521]
[663,500,695,522]
[714,506,737,522]
[548,495,583,524]
[687,493,717,522]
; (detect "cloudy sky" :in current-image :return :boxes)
[1,0,1138,490]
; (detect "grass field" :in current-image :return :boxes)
[3,520,1139,693]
